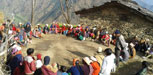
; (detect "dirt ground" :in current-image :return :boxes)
[22,34,114,66]
[22,34,153,75]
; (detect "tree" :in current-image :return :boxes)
[59,0,72,24]
[31,0,36,26]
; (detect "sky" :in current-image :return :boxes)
[136,0,153,5]
[141,0,153,5]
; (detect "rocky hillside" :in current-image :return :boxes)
[0,0,152,24]
[0,0,70,24]
[77,2,153,42]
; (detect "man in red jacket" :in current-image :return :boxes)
[24,48,36,75]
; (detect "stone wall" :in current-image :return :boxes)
[76,2,153,42]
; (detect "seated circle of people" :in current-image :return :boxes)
[0,22,152,75]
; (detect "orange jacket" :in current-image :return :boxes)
[91,61,100,75]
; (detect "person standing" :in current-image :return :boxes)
[99,48,116,75]
[114,30,129,66]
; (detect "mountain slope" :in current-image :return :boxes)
[0,0,152,24]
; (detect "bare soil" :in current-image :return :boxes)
[22,34,153,75]
[22,34,114,66]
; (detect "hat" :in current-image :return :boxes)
[115,30,120,34]
[37,24,40,26]
[19,22,22,25]
[26,22,31,25]
[37,54,42,60]
[83,57,92,65]
[12,48,18,54]
[46,24,49,27]
[130,43,135,48]
[145,39,149,42]
[16,46,22,51]
[97,47,102,53]
[90,56,97,61]
[73,58,79,66]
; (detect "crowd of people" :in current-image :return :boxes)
[0,21,152,75]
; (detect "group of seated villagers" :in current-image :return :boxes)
[0,21,152,75]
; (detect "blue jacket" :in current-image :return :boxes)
[67,66,83,75]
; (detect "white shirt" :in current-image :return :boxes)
[100,54,116,75]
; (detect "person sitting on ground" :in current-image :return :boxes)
[67,59,84,75]
[13,59,25,75]
[57,66,69,75]
[35,54,43,69]
[110,33,116,45]
[89,30,95,41]
[43,24,49,34]
[11,45,22,56]
[129,43,136,58]
[82,57,93,75]
[85,26,90,38]
[41,56,57,75]
[9,54,23,75]
[140,39,151,55]
[136,61,149,75]
[143,44,153,59]
[24,22,31,38]
[94,47,104,67]
[18,27,24,43]
[101,31,110,47]
[100,48,116,75]
[90,56,100,75]
[24,48,36,75]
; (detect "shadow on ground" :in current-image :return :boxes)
[67,50,90,57]
[112,61,141,75]
[35,40,52,50]
[112,60,153,75]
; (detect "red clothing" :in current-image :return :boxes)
[13,67,24,75]
[41,65,57,75]
[24,56,36,75]
[62,26,66,31]
[91,62,100,75]
[12,26,16,31]
[102,34,110,41]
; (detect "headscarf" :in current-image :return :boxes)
[37,54,42,60]
[73,58,79,66]
[44,56,50,65]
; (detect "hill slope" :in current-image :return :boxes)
[0,0,152,24]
